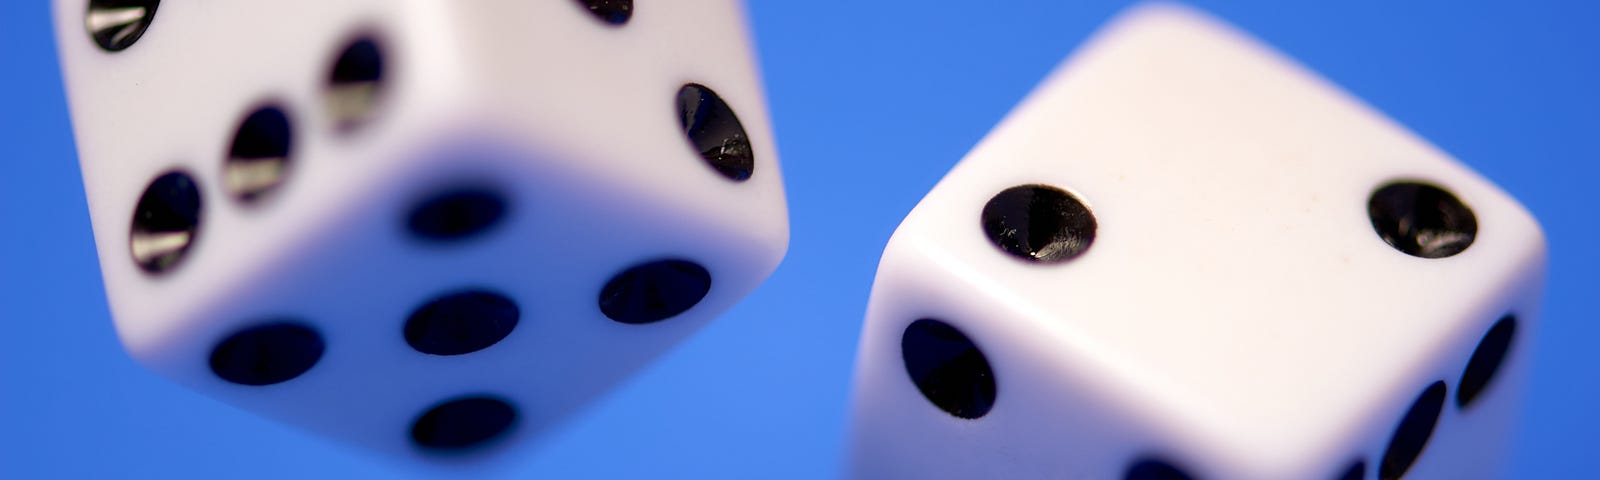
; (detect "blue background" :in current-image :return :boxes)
[2,1,1596,478]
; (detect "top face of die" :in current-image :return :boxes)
[55,0,787,350]
[890,2,1544,460]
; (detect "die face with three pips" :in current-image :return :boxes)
[57,0,786,460]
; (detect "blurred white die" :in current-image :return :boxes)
[848,4,1544,480]
[55,0,786,459]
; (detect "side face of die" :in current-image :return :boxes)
[848,4,1545,480]
[55,0,786,460]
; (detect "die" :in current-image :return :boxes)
[847,4,1545,480]
[55,0,787,460]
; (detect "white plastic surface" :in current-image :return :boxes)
[54,0,787,461]
[848,4,1546,479]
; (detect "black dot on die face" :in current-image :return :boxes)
[1367,181,1477,259]
[1457,314,1518,409]
[982,184,1097,263]
[573,0,632,25]
[900,319,996,420]
[1379,381,1447,480]
[410,395,518,452]
[86,0,160,52]
[1124,458,1196,480]
[209,322,325,386]
[224,106,293,203]
[677,83,754,182]
[1337,460,1367,480]
[326,36,386,133]
[404,187,508,242]
[598,259,712,324]
[129,171,202,274]
[404,290,520,356]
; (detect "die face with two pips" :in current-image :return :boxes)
[849,5,1545,480]
[57,0,786,460]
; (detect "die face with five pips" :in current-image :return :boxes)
[56,0,786,460]
[849,5,1544,480]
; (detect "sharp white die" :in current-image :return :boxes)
[55,0,787,461]
[848,4,1545,480]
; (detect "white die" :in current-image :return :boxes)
[55,0,786,460]
[848,4,1545,480]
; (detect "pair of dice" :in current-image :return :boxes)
[57,1,1545,479]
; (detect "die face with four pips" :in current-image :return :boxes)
[56,0,786,460]
[848,4,1545,480]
